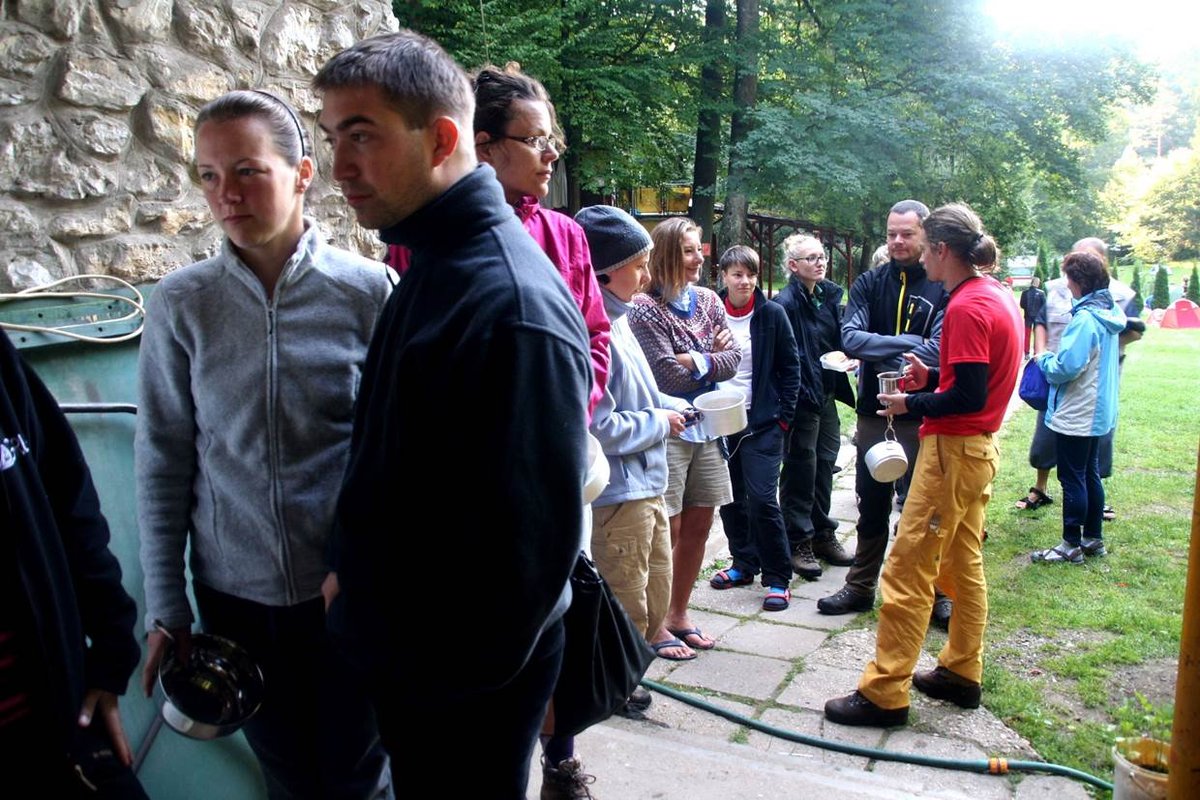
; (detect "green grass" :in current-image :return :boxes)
[980,327,1198,781]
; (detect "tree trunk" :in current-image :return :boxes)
[718,0,758,250]
[690,0,727,257]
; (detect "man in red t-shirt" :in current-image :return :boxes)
[825,204,1021,727]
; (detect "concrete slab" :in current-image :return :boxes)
[690,582,765,617]
[666,650,793,701]
[625,691,755,740]
[746,706,875,771]
[776,659,864,711]
[530,721,976,800]
[873,731,1013,800]
[716,618,828,660]
[763,593,867,630]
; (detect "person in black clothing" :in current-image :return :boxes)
[0,333,146,798]
[818,200,952,624]
[774,233,856,580]
[1018,276,1045,358]
[315,31,591,799]
[709,246,800,612]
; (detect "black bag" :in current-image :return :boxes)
[551,552,656,737]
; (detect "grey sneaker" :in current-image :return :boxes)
[1081,537,1108,557]
[1030,540,1084,564]
[790,540,822,580]
[812,531,854,566]
[541,757,597,800]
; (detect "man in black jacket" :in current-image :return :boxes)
[0,333,145,796]
[817,200,951,619]
[1018,276,1046,358]
[316,31,591,798]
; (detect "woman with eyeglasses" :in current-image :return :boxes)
[136,90,393,797]
[471,63,611,799]
[473,63,610,421]
[774,234,856,581]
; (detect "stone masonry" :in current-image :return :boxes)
[0,1,398,292]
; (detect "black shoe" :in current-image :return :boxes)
[817,585,874,615]
[812,531,854,567]
[625,686,651,712]
[790,540,822,580]
[930,596,953,631]
[824,691,908,727]
[912,666,981,709]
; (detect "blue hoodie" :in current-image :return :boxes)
[1036,288,1125,437]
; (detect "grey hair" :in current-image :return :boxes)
[195,90,309,165]
[313,30,473,130]
[888,199,930,220]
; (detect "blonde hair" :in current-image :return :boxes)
[782,232,822,262]
[648,217,702,300]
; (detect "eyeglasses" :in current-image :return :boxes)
[501,134,561,153]
[791,252,828,265]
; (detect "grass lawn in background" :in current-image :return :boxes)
[973,326,1198,781]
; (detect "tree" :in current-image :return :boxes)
[719,0,760,247]
[1036,241,1051,283]
[690,0,728,248]
[1187,265,1200,304]
[1151,266,1171,310]
[1129,265,1144,316]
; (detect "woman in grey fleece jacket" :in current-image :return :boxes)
[135,91,392,799]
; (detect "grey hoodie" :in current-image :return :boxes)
[590,288,690,507]
[136,223,391,630]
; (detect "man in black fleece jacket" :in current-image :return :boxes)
[0,333,144,796]
[817,200,950,618]
[316,31,591,798]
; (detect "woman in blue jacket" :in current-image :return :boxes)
[1031,251,1125,564]
[709,246,800,610]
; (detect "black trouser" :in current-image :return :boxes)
[780,394,841,546]
[844,415,921,595]
[194,584,390,800]
[375,618,565,800]
[720,424,792,587]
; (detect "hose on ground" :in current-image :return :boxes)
[641,678,1113,792]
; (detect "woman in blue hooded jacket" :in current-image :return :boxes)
[1031,251,1125,564]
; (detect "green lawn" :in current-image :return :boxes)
[833,328,1197,781]
[978,327,1198,780]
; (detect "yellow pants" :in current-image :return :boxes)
[858,433,998,709]
[591,496,672,640]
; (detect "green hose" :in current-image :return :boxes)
[641,678,1113,792]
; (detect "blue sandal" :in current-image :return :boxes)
[710,567,755,590]
[762,586,791,611]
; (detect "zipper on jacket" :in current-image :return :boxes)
[264,302,296,605]
[895,270,908,335]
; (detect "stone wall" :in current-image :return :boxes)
[0,1,397,291]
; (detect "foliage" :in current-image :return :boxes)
[394,0,704,206]
[1187,265,1200,303]
[1035,241,1051,283]
[1151,264,1171,309]
[1128,266,1144,316]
